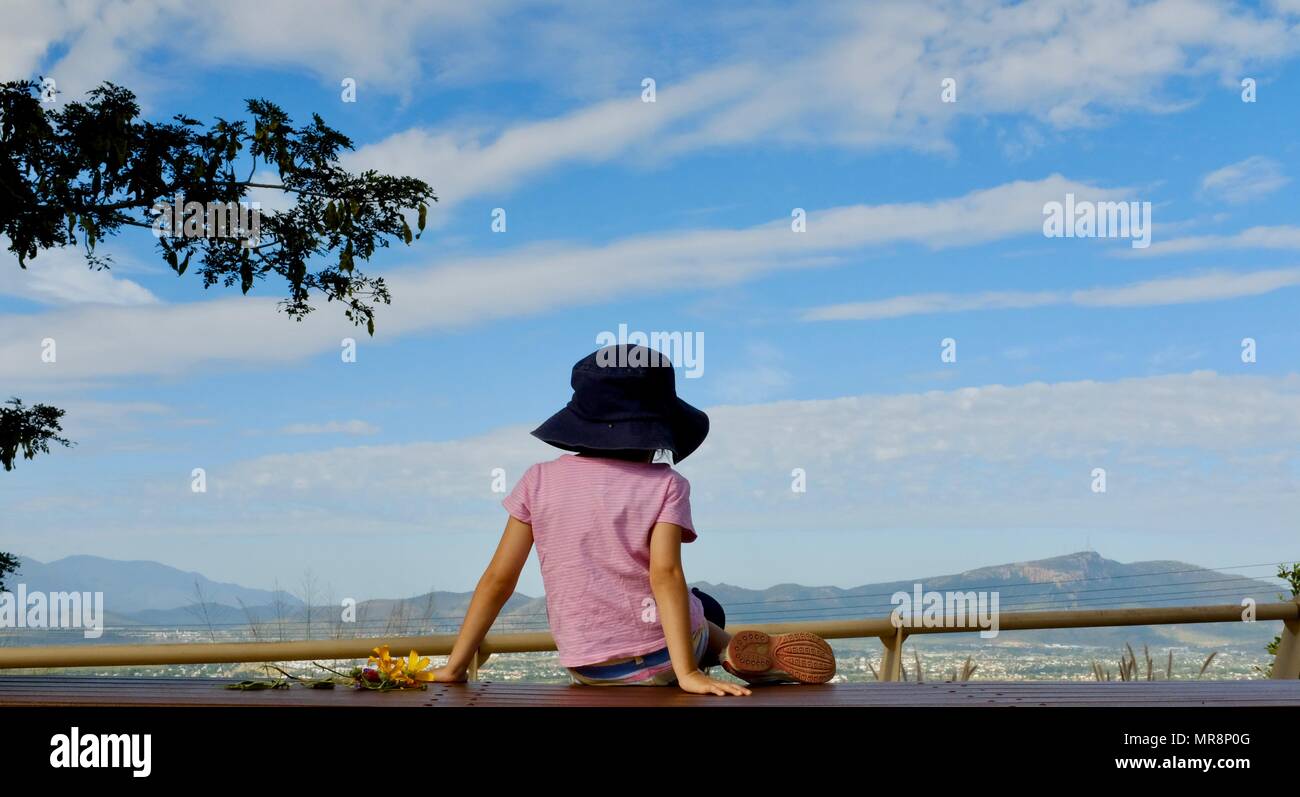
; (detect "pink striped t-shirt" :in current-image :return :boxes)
[502,454,704,667]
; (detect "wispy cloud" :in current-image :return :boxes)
[0,175,1118,384]
[0,242,159,306]
[1199,156,1290,204]
[24,371,1299,540]
[805,290,1064,321]
[14,0,532,101]
[709,342,792,404]
[803,267,1300,320]
[1134,225,1300,255]
[343,2,1300,203]
[279,420,380,436]
[16,1,1291,207]
[1071,268,1300,306]
[346,65,758,210]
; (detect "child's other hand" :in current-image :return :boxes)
[431,665,468,683]
[677,669,751,696]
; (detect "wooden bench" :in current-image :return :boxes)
[3,676,1298,707]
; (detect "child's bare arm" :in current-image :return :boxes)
[434,515,534,681]
[649,522,750,696]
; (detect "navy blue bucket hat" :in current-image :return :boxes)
[532,344,709,462]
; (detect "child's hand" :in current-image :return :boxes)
[431,665,468,683]
[677,669,752,696]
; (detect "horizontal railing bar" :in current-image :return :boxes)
[0,601,1295,670]
[909,600,1300,635]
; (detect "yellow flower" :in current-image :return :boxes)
[361,645,433,687]
[405,650,429,672]
[368,645,392,667]
[404,650,435,683]
[368,645,403,680]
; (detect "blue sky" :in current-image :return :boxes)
[2,0,1300,601]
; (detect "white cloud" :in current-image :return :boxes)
[1136,225,1300,255]
[346,65,758,209]
[0,175,1115,384]
[1071,268,1300,307]
[52,400,171,439]
[0,0,80,79]
[346,1,1300,203]
[0,294,346,384]
[0,242,160,306]
[806,290,1063,321]
[244,171,298,216]
[16,1,1297,203]
[709,342,792,404]
[1199,156,1290,204]
[26,0,527,101]
[656,0,1300,151]
[804,267,1300,320]
[279,420,380,436]
[34,371,1300,539]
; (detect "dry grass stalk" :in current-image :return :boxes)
[948,655,978,682]
[1092,645,1219,682]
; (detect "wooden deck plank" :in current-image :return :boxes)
[0,676,1297,707]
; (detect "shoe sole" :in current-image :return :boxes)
[723,630,836,684]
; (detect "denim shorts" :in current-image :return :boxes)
[567,623,710,686]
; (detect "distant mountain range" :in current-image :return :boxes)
[7,551,1287,647]
[12,555,301,620]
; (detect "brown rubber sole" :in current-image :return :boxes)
[722,630,836,684]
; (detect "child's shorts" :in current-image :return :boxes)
[566,624,710,686]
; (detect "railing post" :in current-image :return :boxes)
[1272,619,1300,679]
[467,651,479,682]
[879,627,905,682]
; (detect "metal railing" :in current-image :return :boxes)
[1,600,1296,682]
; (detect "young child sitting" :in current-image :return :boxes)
[432,344,836,694]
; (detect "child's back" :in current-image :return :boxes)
[504,453,705,667]
[432,344,833,694]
